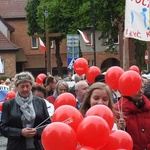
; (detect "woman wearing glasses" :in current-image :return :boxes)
[0,71,51,150]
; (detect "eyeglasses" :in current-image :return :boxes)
[17,74,32,81]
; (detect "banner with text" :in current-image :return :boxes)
[124,0,150,41]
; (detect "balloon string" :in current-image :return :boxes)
[35,124,48,130]
[114,91,123,119]
[35,116,51,129]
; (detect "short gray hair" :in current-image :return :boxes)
[14,71,35,87]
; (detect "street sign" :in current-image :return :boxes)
[67,58,78,69]
[67,34,79,69]
[145,50,149,64]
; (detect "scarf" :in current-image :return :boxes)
[15,91,35,124]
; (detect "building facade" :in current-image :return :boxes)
[0,0,123,79]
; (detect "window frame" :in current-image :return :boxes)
[31,37,38,49]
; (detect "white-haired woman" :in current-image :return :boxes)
[46,80,69,104]
[0,71,51,150]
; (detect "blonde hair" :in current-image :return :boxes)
[53,80,69,99]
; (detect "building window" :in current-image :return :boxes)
[102,35,119,46]
[92,60,94,66]
[31,37,38,49]
[0,58,4,74]
[114,35,119,44]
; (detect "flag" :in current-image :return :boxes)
[124,0,150,41]
[0,57,4,73]
[39,38,46,51]
[77,29,90,44]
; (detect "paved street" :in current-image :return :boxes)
[0,135,7,150]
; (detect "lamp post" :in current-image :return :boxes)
[43,9,48,75]
[90,0,96,66]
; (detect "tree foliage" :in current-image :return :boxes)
[25,0,43,35]
[25,0,147,73]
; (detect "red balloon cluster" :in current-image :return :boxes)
[99,130,133,150]
[118,70,142,96]
[86,66,102,84]
[104,66,142,96]
[105,66,124,90]
[41,102,133,150]
[36,73,47,85]
[74,58,102,84]
[129,65,140,74]
[77,116,110,149]
[42,122,78,150]
[54,92,76,109]
[74,58,88,76]
[52,105,83,132]
[85,105,114,130]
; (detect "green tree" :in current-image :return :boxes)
[25,0,42,35]
[93,0,147,69]
[26,0,147,72]
[25,0,88,76]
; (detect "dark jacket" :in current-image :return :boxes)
[0,96,51,150]
[114,96,150,150]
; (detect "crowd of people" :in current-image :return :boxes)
[0,69,150,150]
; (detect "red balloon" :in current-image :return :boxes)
[4,91,16,101]
[77,116,110,149]
[52,105,83,132]
[74,58,89,76]
[86,66,101,84]
[105,66,124,90]
[129,65,140,74]
[76,146,95,150]
[118,71,142,96]
[36,73,47,84]
[0,102,3,112]
[99,130,133,150]
[54,93,76,109]
[42,122,78,150]
[85,105,114,130]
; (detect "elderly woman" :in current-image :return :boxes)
[0,71,51,150]
[46,80,69,104]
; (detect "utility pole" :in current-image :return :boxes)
[43,9,48,75]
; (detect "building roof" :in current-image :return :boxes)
[0,16,15,32]
[0,0,27,19]
[0,31,18,50]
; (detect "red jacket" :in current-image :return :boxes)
[114,96,150,150]
[46,95,55,104]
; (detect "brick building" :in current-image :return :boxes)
[0,0,122,79]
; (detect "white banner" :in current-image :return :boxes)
[124,0,150,41]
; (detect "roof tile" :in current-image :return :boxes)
[0,31,18,50]
[0,0,27,19]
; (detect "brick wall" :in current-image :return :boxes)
[0,53,16,78]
